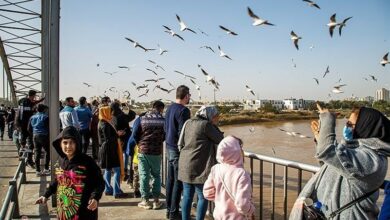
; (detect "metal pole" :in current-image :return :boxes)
[48,0,60,208]
[41,0,50,106]
[2,67,4,99]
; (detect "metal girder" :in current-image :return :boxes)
[0,0,41,104]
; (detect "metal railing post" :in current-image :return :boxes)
[9,180,20,219]
[19,158,26,184]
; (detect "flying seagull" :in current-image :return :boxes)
[190,79,201,90]
[146,68,158,76]
[199,45,215,53]
[198,28,209,36]
[323,66,330,78]
[174,70,196,80]
[104,71,117,76]
[338,16,352,36]
[219,25,238,36]
[157,44,168,55]
[176,14,197,34]
[381,52,389,66]
[369,75,378,82]
[327,14,339,37]
[163,25,185,41]
[332,84,346,94]
[131,82,137,86]
[290,31,302,50]
[218,45,232,60]
[118,66,131,71]
[247,7,275,26]
[249,127,255,133]
[123,90,131,99]
[168,81,175,88]
[145,78,165,83]
[125,37,155,52]
[313,78,319,85]
[136,84,148,90]
[200,67,219,89]
[302,0,320,9]
[83,82,92,87]
[245,85,255,96]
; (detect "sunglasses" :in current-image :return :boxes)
[346,121,355,128]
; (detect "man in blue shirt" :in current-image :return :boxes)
[28,104,49,176]
[164,85,191,219]
[75,97,93,154]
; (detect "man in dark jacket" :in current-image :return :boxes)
[0,104,8,141]
[35,126,105,220]
[15,90,45,167]
[131,101,165,210]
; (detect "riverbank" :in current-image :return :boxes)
[219,110,350,126]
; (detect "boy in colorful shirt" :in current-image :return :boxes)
[35,126,104,220]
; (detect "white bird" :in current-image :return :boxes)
[369,75,378,82]
[323,66,330,78]
[145,78,165,83]
[198,28,209,36]
[200,68,219,89]
[157,44,168,55]
[218,45,232,60]
[332,84,346,94]
[219,25,238,36]
[247,7,275,26]
[146,68,158,76]
[174,70,196,80]
[131,82,137,86]
[309,44,314,50]
[245,85,255,96]
[302,0,320,9]
[313,78,319,85]
[163,25,185,41]
[125,37,155,52]
[83,82,92,87]
[199,45,215,53]
[168,81,175,88]
[190,79,201,91]
[136,84,148,90]
[290,31,302,50]
[381,52,389,66]
[118,65,133,71]
[104,71,117,76]
[327,14,339,37]
[249,127,255,133]
[338,16,352,36]
[176,14,197,34]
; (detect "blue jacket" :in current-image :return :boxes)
[75,105,92,130]
[164,103,190,150]
[28,112,49,135]
[59,106,80,130]
[379,181,390,220]
[126,117,140,156]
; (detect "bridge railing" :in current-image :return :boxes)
[0,157,27,220]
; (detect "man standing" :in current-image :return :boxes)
[0,104,8,141]
[15,90,45,168]
[59,97,80,130]
[164,85,191,219]
[28,104,50,176]
[75,97,92,154]
[90,99,100,160]
[131,101,165,210]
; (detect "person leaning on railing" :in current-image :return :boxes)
[290,103,390,220]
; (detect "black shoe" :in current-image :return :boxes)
[27,162,36,169]
[169,211,181,220]
[105,191,113,196]
[114,193,128,199]
[133,190,141,198]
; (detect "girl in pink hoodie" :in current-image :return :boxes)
[203,136,255,220]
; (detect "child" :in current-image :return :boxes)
[203,136,255,220]
[35,126,105,220]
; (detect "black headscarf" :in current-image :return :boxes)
[52,126,82,158]
[353,107,390,143]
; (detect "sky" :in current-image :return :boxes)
[4,0,389,102]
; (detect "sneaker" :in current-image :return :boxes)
[42,169,51,175]
[104,191,113,196]
[138,200,152,210]
[153,201,163,210]
[133,190,141,198]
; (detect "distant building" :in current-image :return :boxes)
[243,99,284,111]
[283,98,315,110]
[376,88,390,101]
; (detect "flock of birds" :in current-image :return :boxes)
[81,0,389,102]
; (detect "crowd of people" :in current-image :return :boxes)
[1,85,390,220]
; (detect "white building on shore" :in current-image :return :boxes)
[243,98,314,111]
[376,88,390,102]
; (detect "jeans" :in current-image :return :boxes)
[103,167,122,196]
[166,148,182,216]
[0,122,4,139]
[79,129,91,154]
[19,128,34,163]
[7,122,13,139]
[138,153,161,199]
[33,134,50,172]
[182,183,208,220]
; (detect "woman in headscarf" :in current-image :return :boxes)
[290,104,390,219]
[98,105,126,198]
[178,105,224,220]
